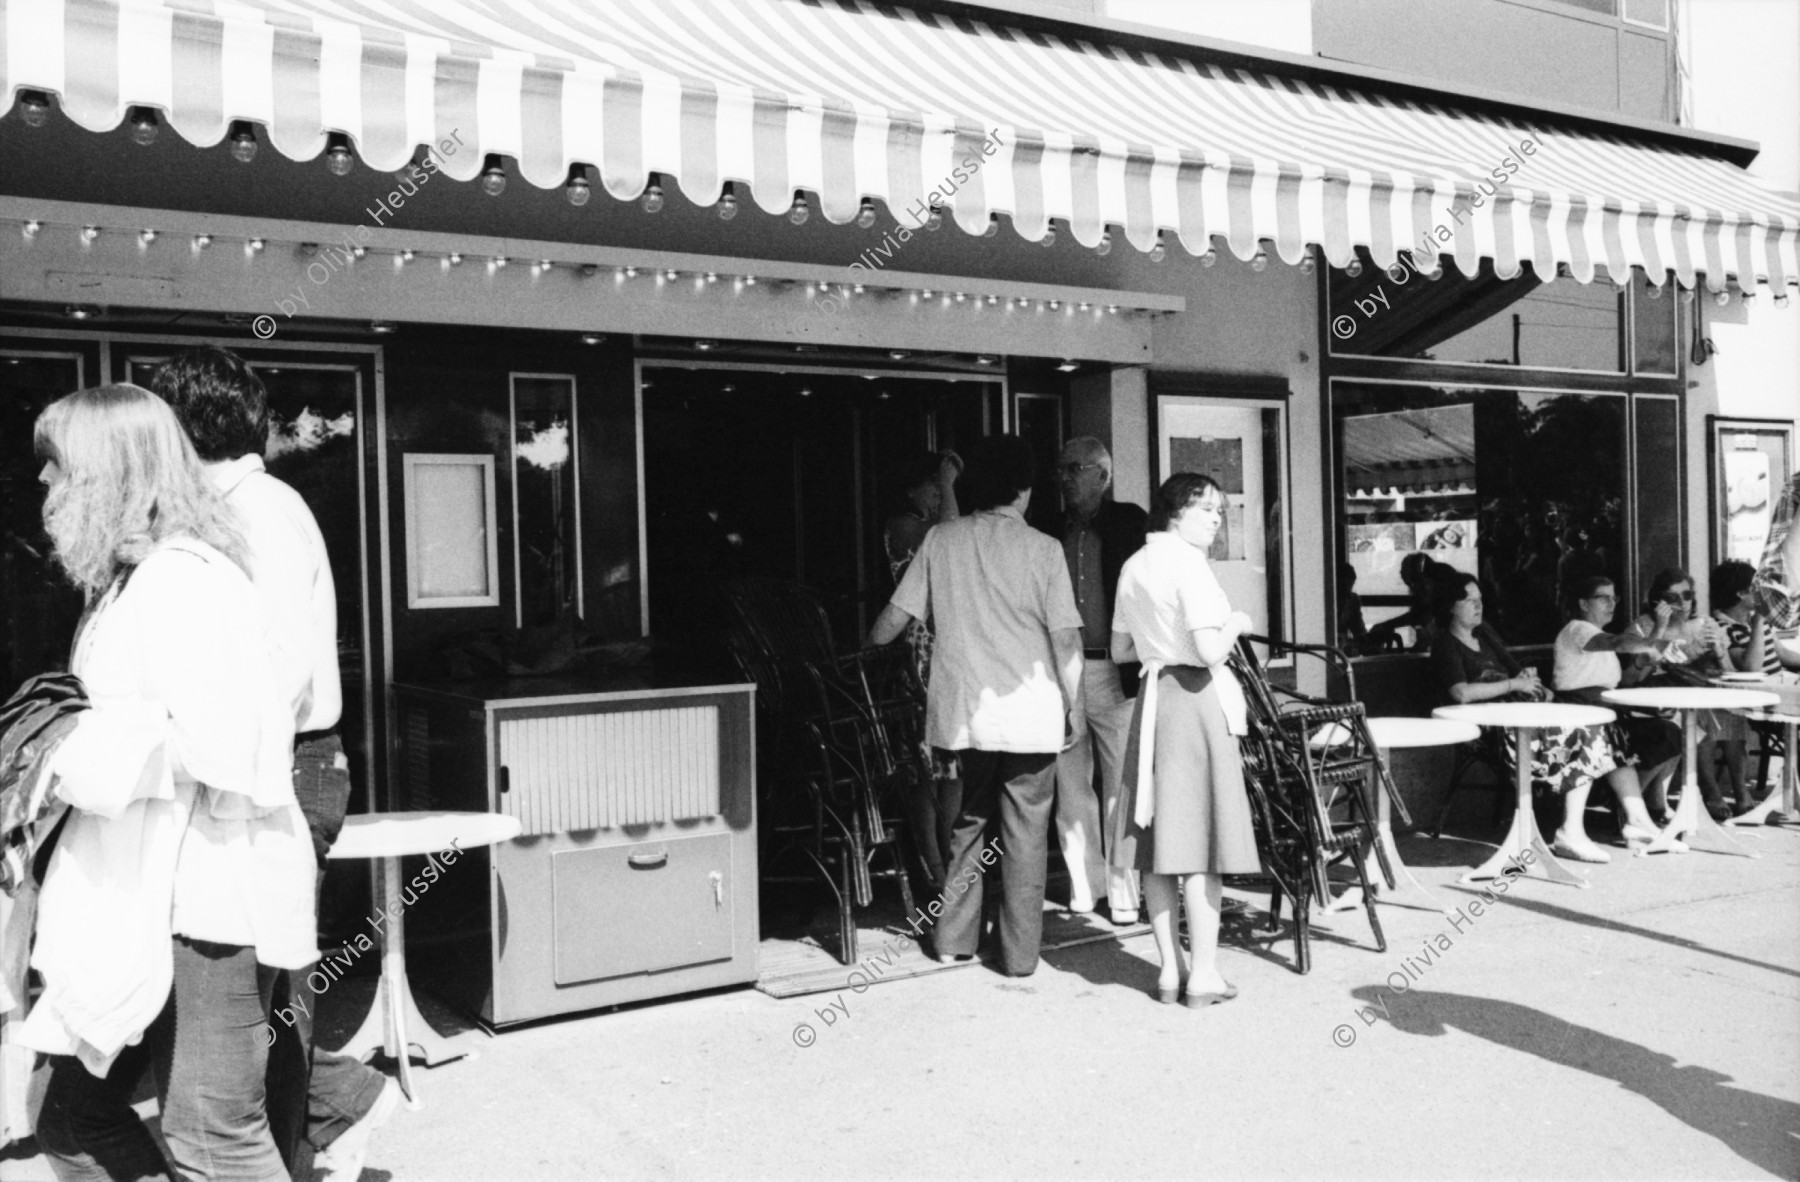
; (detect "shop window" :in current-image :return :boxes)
[510,374,582,627]
[1630,269,1678,375]
[404,453,500,609]
[1333,381,1633,648]
[1154,393,1292,650]
[1328,250,1625,373]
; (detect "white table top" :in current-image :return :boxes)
[1311,716,1483,749]
[1433,701,1614,729]
[327,811,523,860]
[1742,709,1800,725]
[1600,687,1779,712]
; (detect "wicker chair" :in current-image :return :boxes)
[722,577,921,965]
[1227,635,1392,974]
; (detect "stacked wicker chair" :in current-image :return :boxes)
[722,577,920,965]
[1227,635,1397,973]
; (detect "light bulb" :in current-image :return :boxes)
[448,252,463,266]
[1041,224,1056,247]
[1096,229,1112,257]
[857,199,878,229]
[248,237,265,253]
[984,215,998,237]
[788,192,810,225]
[79,225,99,243]
[641,172,663,213]
[229,121,258,163]
[400,249,415,262]
[1646,282,1662,300]
[1250,248,1268,272]
[1345,257,1363,278]
[1200,247,1217,267]
[565,167,591,206]
[718,182,739,220]
[925,207,942,231]
[23,220,40,236]
[1715,288,1731,306]
[1776,292,1791,309]
[480,155,507,197]
[1149,234,1166,263]
[129,107,159,146]
[193,233,212,249]
[325,134,354,176]
[20,90,51,128]
[350,244,365,259]
[743,275,756,286]
[1299,249,1316,275]
[139,228,157,246]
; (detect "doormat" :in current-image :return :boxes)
[756,904,1152,999]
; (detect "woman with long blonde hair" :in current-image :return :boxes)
[24,384,315,1181]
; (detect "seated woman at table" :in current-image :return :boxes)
[1111,473,1260,1008]
[1624,567,1737,819]
[1552,575,1682,841]
[1711,560,1778,813]
[1429,572,1621,863]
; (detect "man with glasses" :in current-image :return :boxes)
[1044,437,1148,923]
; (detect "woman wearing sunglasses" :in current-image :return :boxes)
[1625,567,1737,819]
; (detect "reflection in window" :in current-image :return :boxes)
[1630,270,1678,375]
[2,354,87,692]
[511,376,582,627]
[1334,382,1629,648]
[1329,250,1624,372]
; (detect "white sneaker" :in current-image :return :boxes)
[313,1077,403,1180]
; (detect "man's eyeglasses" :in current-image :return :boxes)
[1584,593,1617,604]
[1058,461,1103,477]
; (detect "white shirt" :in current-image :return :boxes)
[1554,620,1621,690]
[26,539,317,1074]
[890,507,1083,753]
[1112,532,1248,735]
[208,455,341,732]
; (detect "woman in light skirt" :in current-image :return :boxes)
[1111,473,1261,1007]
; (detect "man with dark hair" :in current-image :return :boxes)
[867,434,1085,976]
[1043,436,1146,924]
[155,346,399,1181]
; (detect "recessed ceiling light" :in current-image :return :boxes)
[695,339,717,351]
[1056,359,1079,372]
[889,350,911,361]
[580,333,604,345]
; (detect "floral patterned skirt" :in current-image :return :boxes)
[1510,725,1618,795]
[904,617,959,781]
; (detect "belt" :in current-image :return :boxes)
[295,725,340,744]
[1083,647,1112,660]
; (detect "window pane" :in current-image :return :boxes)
[513,376,580,626]
[1630,269,1678,375]
[1,354,87,691]
[1329,252,1625,372]
[1334,381,1628,647]
[1634,396,1682,598]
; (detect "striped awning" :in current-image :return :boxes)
[3,0,1797,292]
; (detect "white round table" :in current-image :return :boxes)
[1735,706,1799,826]
[327,811,522,1106]
[1602,687,1779,857]
[1317,717,1479,916]
[1432,701,1615,888]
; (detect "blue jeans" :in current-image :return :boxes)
[266,733,388,1177]
[37,938,286,1181]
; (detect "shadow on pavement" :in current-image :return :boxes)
[1445,888,1800,981]
[1351,986,1800,1178]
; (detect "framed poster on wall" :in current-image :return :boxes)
[1707,417,1794,570]
[1152,390,1293,653]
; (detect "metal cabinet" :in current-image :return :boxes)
[392,677,758,1026]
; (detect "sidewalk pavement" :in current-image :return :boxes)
[4,822,1798,1180]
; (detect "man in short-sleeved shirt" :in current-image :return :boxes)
[869,435,1084,977]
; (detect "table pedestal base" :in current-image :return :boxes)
[1325,748,1458,915]
[336,857,483,1110]
[1641,713,1759,859]
[1458,727,1589,889]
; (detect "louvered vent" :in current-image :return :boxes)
[497,706,721,836]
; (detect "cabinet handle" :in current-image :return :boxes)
[628,851,668,870]
[498,766,510,795]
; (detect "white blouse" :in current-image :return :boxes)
[24,538,316,1075]
[1112,532,1247,735]
[1553,620,1621,691]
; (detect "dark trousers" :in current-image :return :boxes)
[934,749,1056,976]
[37,938,286,1182]
[266,733,386,1177]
